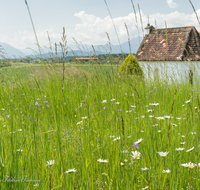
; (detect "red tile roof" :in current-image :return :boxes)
[135,26,200,61]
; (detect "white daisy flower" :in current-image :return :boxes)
[198,163,200,167]
[65,168,77,173]
[124,159,128,162]
[115,102,120,104]
[158,130,162,133]
[152,124,158,127]
[141,116,145,118]
[134,138,143,144]
[97,159,108,163]
[18,129,22,131]
[191,132,196,135]
[113,137,120,141]
[180,142,186,145]
[131,151,141,159]
[195,107,198,110]
[182,104,185,107]
[16,149,23,152]
[162,169,170,173]
[181,163,189,167]
[109,136,115,138]
[155,117,165,120]
[176,148,184,151]
[185,100,191,103]
[127,136,131,138]
[111,99,115,101]
[141,167,149,171]
[76,121,83,125]
[149,115,154,118]
[131,105,136,108]
[46,160,55,166]
[120,162,124,166]
[176,117,181,120]
[182,135,185,138]
[102,100,107,103]
[81,116,87,120]
[165,115,172,119]
[188,162,197,168]
[157,152,169,157]
[147,109,153,112]
[142,186,149,190]
[149,103,159,106]
[186,147,194,152]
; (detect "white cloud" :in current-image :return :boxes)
[167,0,178,8]
[0,9,200,51]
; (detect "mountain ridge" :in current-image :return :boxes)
[0,36,143,59]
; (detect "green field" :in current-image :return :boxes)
[0,63,200,189]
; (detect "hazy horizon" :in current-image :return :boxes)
[0,0,199,51]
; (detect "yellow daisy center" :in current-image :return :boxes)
[189,166,193,168]
[134,155,139,158]
[165,171,168,173]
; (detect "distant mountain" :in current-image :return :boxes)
[0,42,25,58]
[93,36,143,54]
[69,36,143,55]
[0,36,143,59]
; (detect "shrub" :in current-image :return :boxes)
[118,54,143,76]
[0,59,11,68]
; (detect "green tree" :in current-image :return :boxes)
[118,54,143,76]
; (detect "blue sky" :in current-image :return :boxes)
[0,0,199,51]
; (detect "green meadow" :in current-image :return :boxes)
[0,0,200,189]
[0,62,200,190]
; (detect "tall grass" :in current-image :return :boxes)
[0,65,200,189]
[0,0,199,189]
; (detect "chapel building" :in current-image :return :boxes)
[135,24,200,61]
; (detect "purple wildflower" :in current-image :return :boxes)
[103,107,106,109]
[35,101,39,106]
[6,114,10,118]
[132,143,139,148]
[46,105,49,107]
[64,103,66,105]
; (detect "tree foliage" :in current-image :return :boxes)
[118,54,143,76]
